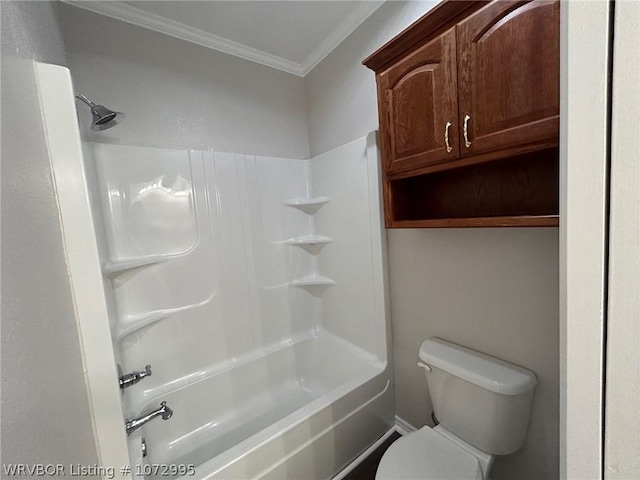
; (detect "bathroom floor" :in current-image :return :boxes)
[343,432,401,480]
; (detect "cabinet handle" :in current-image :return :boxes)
[444,122,453,153]
[463,114,472,148]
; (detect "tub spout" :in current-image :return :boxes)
[125,401,173,436]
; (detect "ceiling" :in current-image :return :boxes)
[63,1,385,76]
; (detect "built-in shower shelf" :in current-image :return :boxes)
[102,256,167,277]
[115,311,170,341]
[286,235,333,254]
[285,196,330,215]
[291,275,335,287]
[115,298,212,341]
[291,275,335,296]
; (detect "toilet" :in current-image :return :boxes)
[376,337,537,480]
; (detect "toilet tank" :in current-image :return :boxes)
[419,338,537,455]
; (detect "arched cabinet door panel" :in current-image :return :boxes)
[457,0,560,157]
[377,27,459,174]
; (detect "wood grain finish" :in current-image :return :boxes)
[378,28,459,174]
[389,148,559,226]
[387,139,558,180]
[364,0,560,228]
[363,1,486,72]
[391,216,558,228]
[456,0,560,156]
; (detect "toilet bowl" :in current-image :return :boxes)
[375,338,537,480]
[376,425,494,480]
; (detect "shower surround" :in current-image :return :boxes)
[81,135,392,478]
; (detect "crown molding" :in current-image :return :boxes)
[61,1,384,78]
[61,1,305,76]
[301,1,385,76]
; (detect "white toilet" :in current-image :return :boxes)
[376,337,537,480]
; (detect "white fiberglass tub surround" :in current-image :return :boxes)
[84,134,391,479]
[138,333,387,478]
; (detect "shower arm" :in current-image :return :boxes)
[73,92,124,131]
[75,92,96,108]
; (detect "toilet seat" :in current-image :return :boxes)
[375,427,483,480]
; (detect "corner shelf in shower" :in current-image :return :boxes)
[291,275,335,295]
[291,275,335,287]
[285,235,333,254]
[102,256,168,278]
[285,196,330,215]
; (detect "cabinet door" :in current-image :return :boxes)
[378,27,458,174]
[457,0,559,157]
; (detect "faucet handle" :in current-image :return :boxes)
[140,364,152,378]
[159,401,173,420]
[119,364,152,389]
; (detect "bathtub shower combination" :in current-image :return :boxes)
[81,134,392,479]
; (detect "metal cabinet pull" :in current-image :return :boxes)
[444,122,453,153]
[463,114,472,148]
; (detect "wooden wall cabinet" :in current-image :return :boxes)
[364,0,560,228]
[378,27,459,174]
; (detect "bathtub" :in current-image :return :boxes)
[84,135,391,479]
[131,331,391,479]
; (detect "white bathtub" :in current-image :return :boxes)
[133,332,391,479]
[90,135,391,479]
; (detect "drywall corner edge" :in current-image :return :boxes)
[560,2,610,478]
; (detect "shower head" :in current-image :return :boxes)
[75,93,124,131]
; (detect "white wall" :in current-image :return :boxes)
[388,229,559,479]
[560,3,610,478]
[604,1,639,477]
[305,1,437,157]
[54,3,309,159]
[304,2,560,479]
[0,0,100,469]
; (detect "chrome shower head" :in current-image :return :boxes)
[89,104,124,131]
[75,93,124,131]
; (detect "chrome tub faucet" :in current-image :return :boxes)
[125,401,173,436]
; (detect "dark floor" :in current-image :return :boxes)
[343,432,401,480]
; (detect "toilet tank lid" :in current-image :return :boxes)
[419,338,537,395]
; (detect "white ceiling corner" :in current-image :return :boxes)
[300,1,384,75]
[60,1,385,77]
[60,1,304,75]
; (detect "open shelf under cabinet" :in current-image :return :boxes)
[385,148,559,228]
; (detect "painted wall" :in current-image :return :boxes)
[305,1,437,158]
[304,2,560,479]
[0,0,100,469]
[560,3,610,478]
[388,229,559,479]
[54,3,309,159]
[605,2,640,477]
